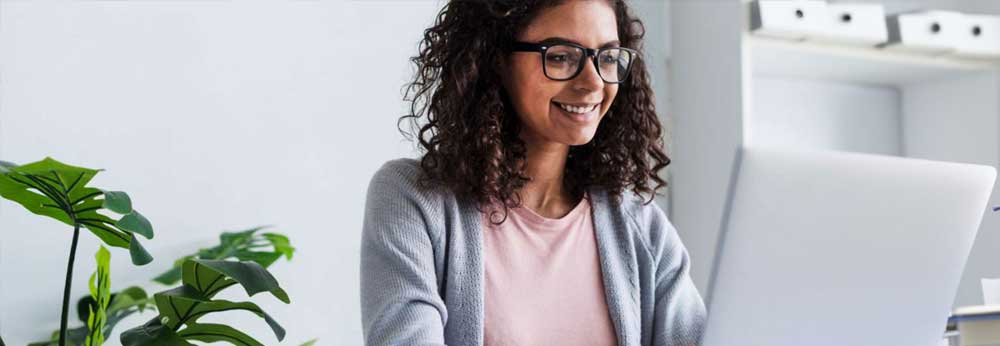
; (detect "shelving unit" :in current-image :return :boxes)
[668,0,1000,313]
[749,35,997,86]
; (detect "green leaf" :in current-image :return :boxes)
[0,166,78,226]
[233,250,283,268]
[151,285,205,326]
[220,227,267,247]
[153,286,285,341]
[10,158,102,214]
[153,227,293,286]
[86,246,112,346]
[103,307,151,341]
[0,160,16,173]
[152,257,191,285]
[299,338,318,346]
[120,318,194,346]
[75,202,131,249]
[41,286,155,346]
[78,295,97,323]
[183,260,290,303]
[75,286,151,323]
[117,210,153,240]
[129,235,153,266]
[0,157,152,263]
[108,286,151,313]
[177,323,264,346]
[262,233,295,260]
[100,190,132,214]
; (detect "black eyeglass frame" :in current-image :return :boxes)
[511,41,639,84]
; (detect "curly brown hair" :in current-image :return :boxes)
[398,0,670,224]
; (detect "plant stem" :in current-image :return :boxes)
[58,224,81,346]
[0,333,6,346]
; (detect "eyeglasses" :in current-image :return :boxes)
[511,41,638,84]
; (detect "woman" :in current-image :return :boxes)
[360,0,706,345]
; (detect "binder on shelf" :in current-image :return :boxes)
[882,10,964,55]
[748,1,1000,64]
[749,0,828,40]
[808,3,889,47]
[948,305,1000,346]
[952,14,1000,60]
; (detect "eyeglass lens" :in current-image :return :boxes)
[543,45,633,83]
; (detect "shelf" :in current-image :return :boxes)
[749,35,1000,87]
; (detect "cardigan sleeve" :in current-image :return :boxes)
[360,160,448,346]
[647,202,708,346]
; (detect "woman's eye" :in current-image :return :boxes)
[547,54,569,63]
[601,55,619,65]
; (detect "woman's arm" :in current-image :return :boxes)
[648,204,708,346]
[360,161,448,346]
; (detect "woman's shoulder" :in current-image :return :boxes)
[364,158,455,243]
[366,157,450,205]
[370,157,422,184]
[369,156,419,190]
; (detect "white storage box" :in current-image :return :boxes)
[882,10,964,55]
[948,305,1000,346]
[809,3,889,46]
[952,14,1000,60]
[750,0,828,40]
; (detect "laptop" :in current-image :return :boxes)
[700,146,997,346]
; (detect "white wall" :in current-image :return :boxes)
[631,0,674,211]
[0,1,673,345]
[751,77,903,156]
[0,1,438,344]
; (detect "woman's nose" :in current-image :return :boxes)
[571,56,605,92]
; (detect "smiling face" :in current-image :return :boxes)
[504,0,620,148]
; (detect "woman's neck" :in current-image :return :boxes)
[518,138,579,218]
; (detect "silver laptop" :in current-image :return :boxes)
[701,146,996,346]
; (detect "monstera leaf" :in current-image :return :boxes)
[0,158,157,346]
[119,319,194,346]
[0,158,153,264]
[153,226,295,285]
[121,259,290,346]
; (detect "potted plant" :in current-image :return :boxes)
[28,226,300,346]
[1,158,304,345]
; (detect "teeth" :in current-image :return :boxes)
[556,102,598,114]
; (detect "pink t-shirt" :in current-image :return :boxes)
[482,194,618,346]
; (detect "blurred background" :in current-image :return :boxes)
[0,0,997,345]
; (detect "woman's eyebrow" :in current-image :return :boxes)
[538,36,621,48]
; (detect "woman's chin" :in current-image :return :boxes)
[564,131,598,146]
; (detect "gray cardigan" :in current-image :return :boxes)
[360,158,707,346]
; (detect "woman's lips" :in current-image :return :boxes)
[552,101,598,123]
